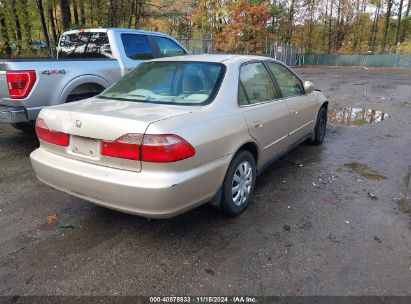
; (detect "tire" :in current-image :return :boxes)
[312,107,327,145]
[220,150,256,217]
[11,122,35,133]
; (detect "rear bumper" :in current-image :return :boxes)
[0,105,28,123]
[30,148,231,218]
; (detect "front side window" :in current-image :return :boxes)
[266,62,304,97]
[121,34,153,60]
[155,36,186,57]
[239,62,280,105]
[58,32,112,59]
[99,61,225,105]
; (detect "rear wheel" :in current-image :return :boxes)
[312,107,327,145]
[220,150,256,216]
[11,122,35,133]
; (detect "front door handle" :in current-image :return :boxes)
[254,121,263,129]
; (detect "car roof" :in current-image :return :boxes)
[151,54,278,64]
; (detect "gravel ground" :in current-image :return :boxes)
[0,67,410,296]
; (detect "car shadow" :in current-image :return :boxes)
[0,125,39,155]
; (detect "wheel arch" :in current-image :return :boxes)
[236,141,259,165]
[58,75,110,104]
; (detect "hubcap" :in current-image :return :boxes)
[232,161,253,207]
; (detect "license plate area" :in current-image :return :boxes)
[71,136,100,158]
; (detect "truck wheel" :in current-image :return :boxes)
[220,150,256,216]
[11,123,35,133]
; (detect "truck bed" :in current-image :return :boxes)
[0,58,121,122]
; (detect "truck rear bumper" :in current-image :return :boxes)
[0,105,28,123]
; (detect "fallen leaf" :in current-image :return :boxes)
[47,215,57,224]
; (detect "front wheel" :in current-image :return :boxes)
[220,150,256,216]
[312,107,327,145]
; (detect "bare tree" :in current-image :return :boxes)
[368,0,381,52]
[328,0,334,53]
[35,0,52,56]
[394,0,404,47]
[381,0,393,51]
[79,2,86,26]
[405,0,410,16]
[73,0,80,26]
[285,0,296,43]
[135,0,144,29]
[60,0,71,31]
[48,5,58,50]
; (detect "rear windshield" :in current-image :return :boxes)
[58,32,112,59]
[99,61,225,105]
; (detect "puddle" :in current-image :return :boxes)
[344,162,387,180]
[328,108,389,126]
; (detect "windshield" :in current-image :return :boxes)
[99,61,225,105]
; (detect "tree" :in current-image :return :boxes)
[394,0,404,46]
[0,1,11,55]
[285,0,297,43]
[73,0,80,26]
[11,0,23,53]
[60,0,71,31]
[368,0,382,52]
[35,0,52,56]
[48,4,58,50]
[21,0,32,45]
[405,0,410,17]
[213,0,271,53]
[382,0,393,50]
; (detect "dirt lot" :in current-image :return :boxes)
[0,67,410,296]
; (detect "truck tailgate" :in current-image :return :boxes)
[0,67,9,100]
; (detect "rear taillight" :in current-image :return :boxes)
[35,118,70,146]
[6,70,36,99]
[101,134,195,163]
[101,134,143,160]
[141,134,195,162]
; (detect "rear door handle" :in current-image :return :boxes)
[254,121,263,129]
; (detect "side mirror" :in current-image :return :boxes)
[304,81,314,94]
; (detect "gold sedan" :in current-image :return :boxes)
[30,55,328,218]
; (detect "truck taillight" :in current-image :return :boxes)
[35,118,70,146]
[101,134,195,162]
[6,70,36,99]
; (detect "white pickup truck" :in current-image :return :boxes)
[0,28,188,131]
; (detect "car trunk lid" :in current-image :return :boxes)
[38,97,198,172]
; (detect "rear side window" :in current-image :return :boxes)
[58,32,112,59]
[239,62,280,105]
[266,62,304,97]
[155,36,186,57]
[121,34,153,60]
